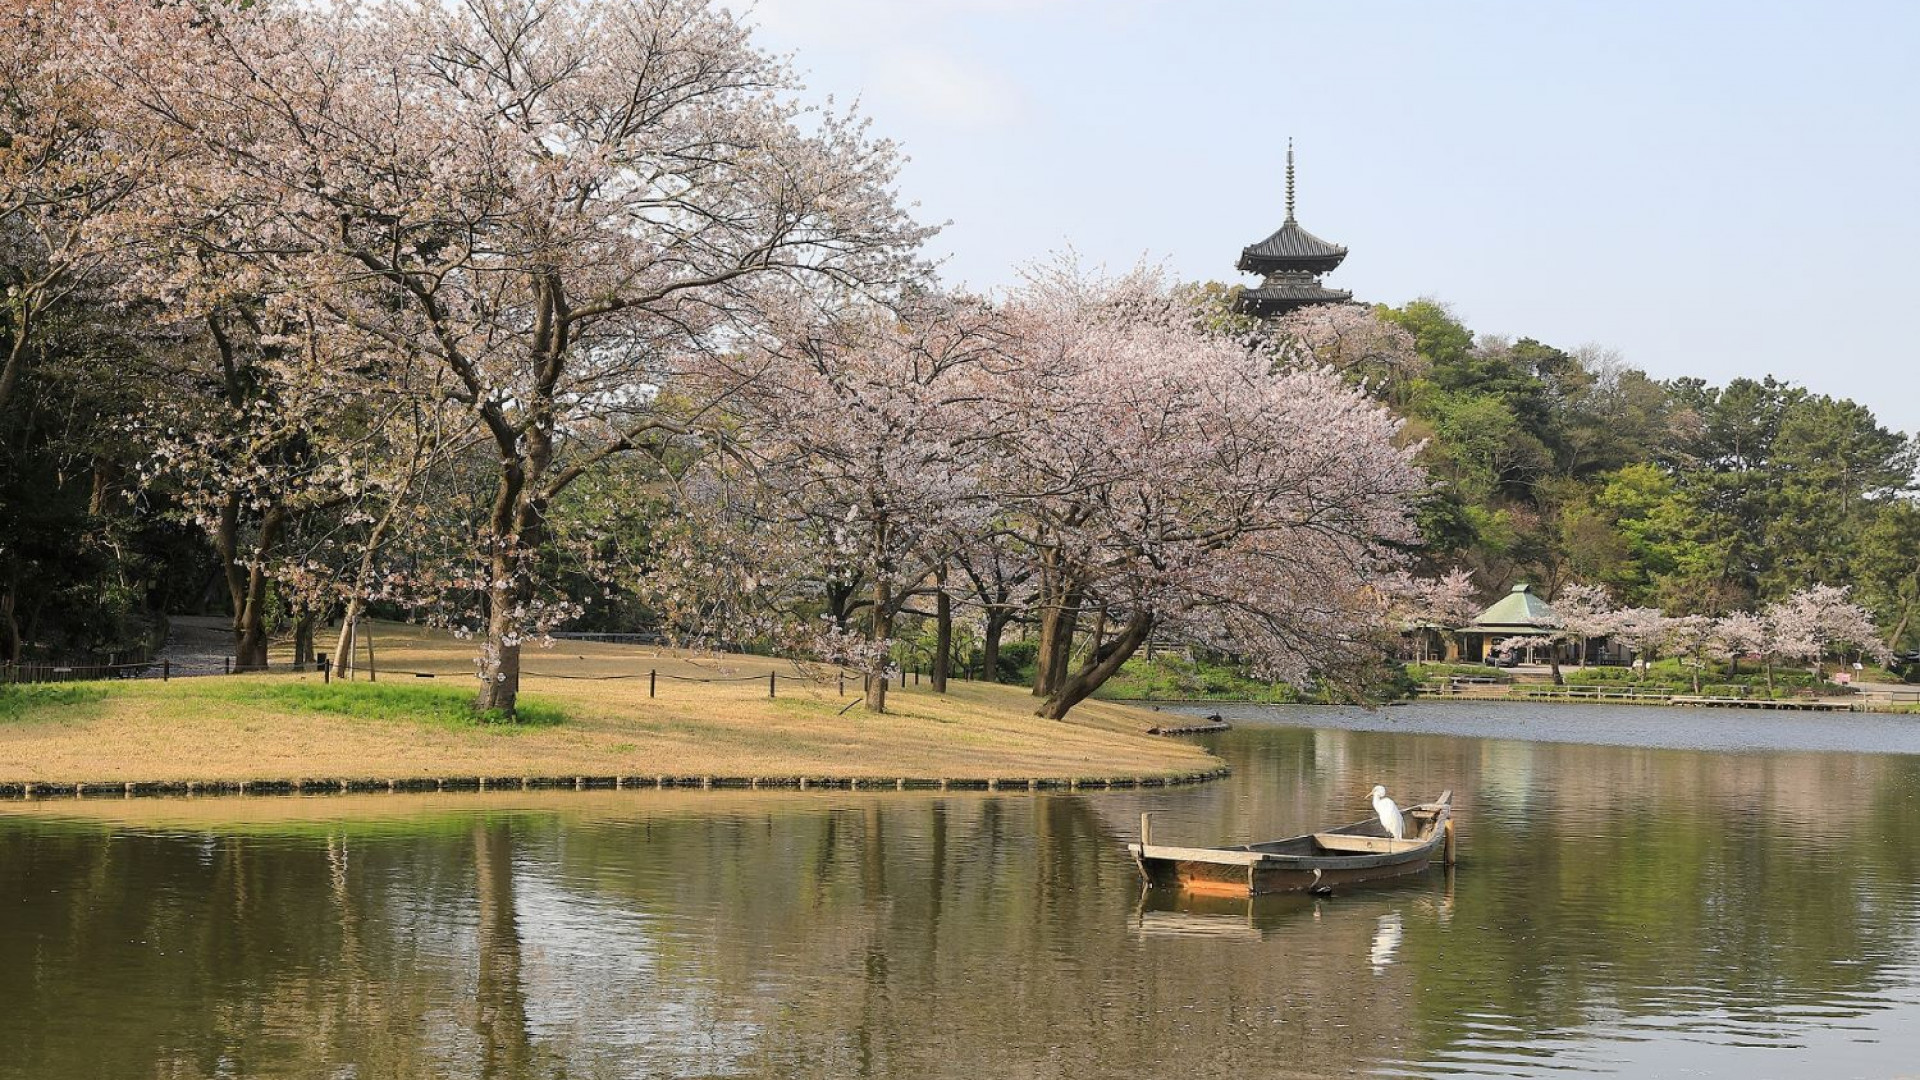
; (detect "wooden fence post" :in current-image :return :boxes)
[649,669,656,698]
[769,671,776,698]
[162,660,170,682]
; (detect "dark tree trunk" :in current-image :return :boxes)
[0,301,32,417]
[0,573,20,664]
[824,575,865,631]
[1038,610,1154,720]
[233,504,287,671]
[931,565,951,693]
[292,611,315,668]
[981,609,1012,683]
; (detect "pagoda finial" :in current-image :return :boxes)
[1285,138,1296,223]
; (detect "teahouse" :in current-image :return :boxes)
[1457,583,1559,663]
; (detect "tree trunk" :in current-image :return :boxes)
[863,577,893,714]
[333,611,359,680]
[476,571,529,714]
[981,609,1011,683]
[0,574,19,664]
[1549,649,1563,686]
[1032,583,1080,698]
[215,492,245,631]
[233,505,287,671]
[931,565,951,693]
[475,448,542,716]
[0,299,33,418]
[1038,610,1153,720]
[292,611,314,668]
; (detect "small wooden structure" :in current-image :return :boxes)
[1129,791,1454,897]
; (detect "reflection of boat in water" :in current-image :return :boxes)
[1131,874,1452,949]
[1128,791,1455,897]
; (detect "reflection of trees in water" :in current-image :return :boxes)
[1192,727,1920,1058]
[0,733,1917,1078]
[474,821,534,1079]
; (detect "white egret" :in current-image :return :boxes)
[1370,784,1405,841]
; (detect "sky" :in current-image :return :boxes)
[742,0,1920,435]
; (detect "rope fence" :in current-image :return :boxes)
[3,649,982,702]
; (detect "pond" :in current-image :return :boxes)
[3,702,1918,1078]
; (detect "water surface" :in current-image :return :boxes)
[3,702,1918,1078]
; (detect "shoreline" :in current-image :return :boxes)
[1116,692,1917,714]
[0,767,1231,803]
[1167,699,1920,757]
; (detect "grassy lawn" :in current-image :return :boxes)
[0,622,1218,785]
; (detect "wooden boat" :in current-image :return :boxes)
[1128,791,1455,897]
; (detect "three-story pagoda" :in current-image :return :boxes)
[1234,142,1352,318]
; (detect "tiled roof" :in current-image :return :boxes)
[1237,219,1349,274]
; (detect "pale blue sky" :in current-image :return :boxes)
[746,0,1920,435]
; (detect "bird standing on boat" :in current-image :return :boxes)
[1370,785,1405,841]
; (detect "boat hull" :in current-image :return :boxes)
[1128,792,1453,897]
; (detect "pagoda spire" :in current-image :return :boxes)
[1285,138,1296,223]
[1232,140,1352,319]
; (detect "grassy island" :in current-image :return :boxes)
[0,624,1221,791]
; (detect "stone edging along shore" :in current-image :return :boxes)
[0,767,1231,801]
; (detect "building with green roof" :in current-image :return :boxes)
[1457,583,1559,663]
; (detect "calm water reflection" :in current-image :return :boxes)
[4,703,1920,1078]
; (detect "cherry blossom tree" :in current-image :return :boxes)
[100,0,930,714]
[1266,303,1426,400]
[1765,584,1889,686]
[0,0,161,416]
[1608,607,1673,681]
[1553,582,1619,670]
[1711,610,1769,679]
[680,297,1002,713]
[985,267,1425,719]
[1395,569,1478,662]
[1659,613,1716,692]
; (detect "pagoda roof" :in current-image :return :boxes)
[1235,277,1354,317]
[1237,219,1349,274]
[1463,584,1559,631]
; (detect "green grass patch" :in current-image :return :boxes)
[1095,653,1303,703]
[1405,662,1513,683]
[0,682,109,721]
[196,680,565,729]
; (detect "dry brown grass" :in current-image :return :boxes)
[0,622,1217,785]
